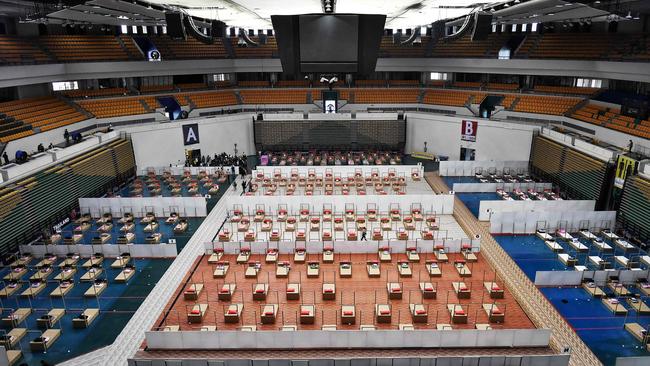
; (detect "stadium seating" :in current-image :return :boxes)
[239,89,310,104]
[486,82,519,91]
[40,35,134,62]
[176,83,209,91]
[0,139,135,254]
[356,80,387,87]
[422,90,483,107]
[149,36,228,60]
[119,35,143,59]
[238,81,271,88]
[353,89,420,104]
[618,175,650,241]
[183,91,239,108]
[530,135,609,201]
[378,36,429,58]
[512,95,581,115]
[0,36,51,65]
[570,104,612,125]
[277,80,311,87]
[534,85,600,96]
[453,81,482,89]
[77,97,150,118]
[519,33,620,60]
[0,97,87,142]
[231,37,277,58]
[389,80,419,87]
[140,85,175,93]
[426,80,447,87]
[429,34,508,58]
[62,88,129,99]
[570,104,650,138]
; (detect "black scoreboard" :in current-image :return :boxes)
[254,119,406,151]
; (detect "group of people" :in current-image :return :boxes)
[185,152,248,168]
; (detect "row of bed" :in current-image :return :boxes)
[129,170,226,197]
[43,212,189,245]
[1,252,136,298]
[497,189,562,201]
[161,244,502,330]
[219,207,441,242]
[536,228,650,271]
[260,151,403,166]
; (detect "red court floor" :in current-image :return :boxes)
[155,252,534,331]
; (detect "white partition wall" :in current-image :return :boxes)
[20,242,178,258]
[137,166,226,176]
[225,194,454,216]
[79,197,208,218]
[145,329,551,350]
[452,182,553,192]
[405,113,536,162]
[489,210,617,234]
[439,160,529,177]
[253,165,423,177]
[127,114,255,168]
[477,200,596,221]
[535,270,650,287]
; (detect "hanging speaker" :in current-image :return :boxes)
[211,20,226,38]
[165,12,186,40]
[471,12,492,41]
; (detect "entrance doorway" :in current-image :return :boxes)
[185,149,201,166]
[460,147,475,161]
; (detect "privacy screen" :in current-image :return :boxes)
[299,15,358,63]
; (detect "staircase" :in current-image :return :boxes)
[417,89,426,104]
[35,42,56,63]
[425,173,602,366]
[116,36,141,60]
[56,94,93,119]
[518,34,543,59]
[234,91,243,105]
[185,95,197,110]
[222,37,236,58]
[139,99,154,113]
[509,96,521,111]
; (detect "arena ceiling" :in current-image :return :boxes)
[10,0,649,29]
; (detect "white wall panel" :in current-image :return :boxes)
[79,197,208,218]
[489,210,616,234]
[439,161,529,177]
[478,200,596,221]
[144,329,551,350]
[127,114,254,168]
[225,194,455,216]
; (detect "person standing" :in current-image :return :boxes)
[242,180,247,193]
[2,151,9,165]
[63,129,70,146]
[360,228,367,241]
